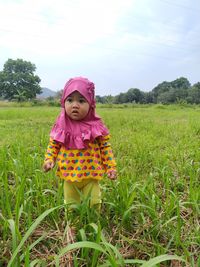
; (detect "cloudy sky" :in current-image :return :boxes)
[0,0,199,95]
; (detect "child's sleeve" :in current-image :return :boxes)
[44,138,61,162]
[98,135,117,173]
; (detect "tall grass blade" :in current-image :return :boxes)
[141,254,185,267]
[7,204,64,267]
[8,219,19,267]
[55,241,108,266]
[20,234,47,262]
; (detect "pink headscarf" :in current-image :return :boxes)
[50,77,109,149]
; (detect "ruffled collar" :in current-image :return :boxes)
[50,108,109,149]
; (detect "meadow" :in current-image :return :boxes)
[0,104,199,266]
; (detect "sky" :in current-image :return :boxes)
[0,0,199,96]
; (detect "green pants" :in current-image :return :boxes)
[63,179,101,207]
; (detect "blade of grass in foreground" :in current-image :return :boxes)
[103,254,185,267]
[19,234,47,262]
[8,219,20,267]
[7,204,64,267]
[98,259,145,267]
[140,254,185,267]
[54,241,108,267]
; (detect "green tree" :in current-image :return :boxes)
[114,92,128,104]
[13,90,27,102]
[96,95,105,103]
[0,58,42,100]
[152,77,191,103]
[187,82,200,104]
[152,81,172,103]
[126,88,144,103]
[158,88,189,104]
[105,94,114,104]
[171,77,191,90]
[143,91,153,103]
[193,82,200,89]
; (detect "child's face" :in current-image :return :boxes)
[65,91,90,120]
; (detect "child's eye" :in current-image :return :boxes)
[79,98,86,103]
[66,98,72,103]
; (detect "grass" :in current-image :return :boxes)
[0,104,199,266]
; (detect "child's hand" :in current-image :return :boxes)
[107,170,117,180]
[43,160,55,172]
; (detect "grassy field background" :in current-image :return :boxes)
[0,104,199,266]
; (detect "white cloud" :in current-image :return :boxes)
[0,0,199,93]
[0,0,134,54]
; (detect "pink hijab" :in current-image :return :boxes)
[50,77,109,149]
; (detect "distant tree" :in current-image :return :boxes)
[96,95,104,103]
[152,81,172,103]
[171,77,191,90]
[193,82,200,89]
[105,95,114,104]
[174,88,188,101]
[187,82,200,104]
[126,88,144,103]
[0,58,42,101]
[157,90,176,104]
[152,77,191,103]
[13,90,27,102]
[114,92,128,104]
[143,91,154,103]
[158,88,188,104]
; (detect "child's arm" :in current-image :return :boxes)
[98,135,117,180]
[43,138,61,172]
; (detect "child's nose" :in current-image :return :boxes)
[72,101,79,108]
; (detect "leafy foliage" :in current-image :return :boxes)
[97,77,200,104]
[0,58,42,101]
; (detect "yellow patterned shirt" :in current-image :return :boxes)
[44,135,116,182]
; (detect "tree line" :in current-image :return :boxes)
[96,77,200,104]
[0,58,200,104]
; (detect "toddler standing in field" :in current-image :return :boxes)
[43,77,117,208]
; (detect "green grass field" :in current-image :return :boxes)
[0,105,199,266]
